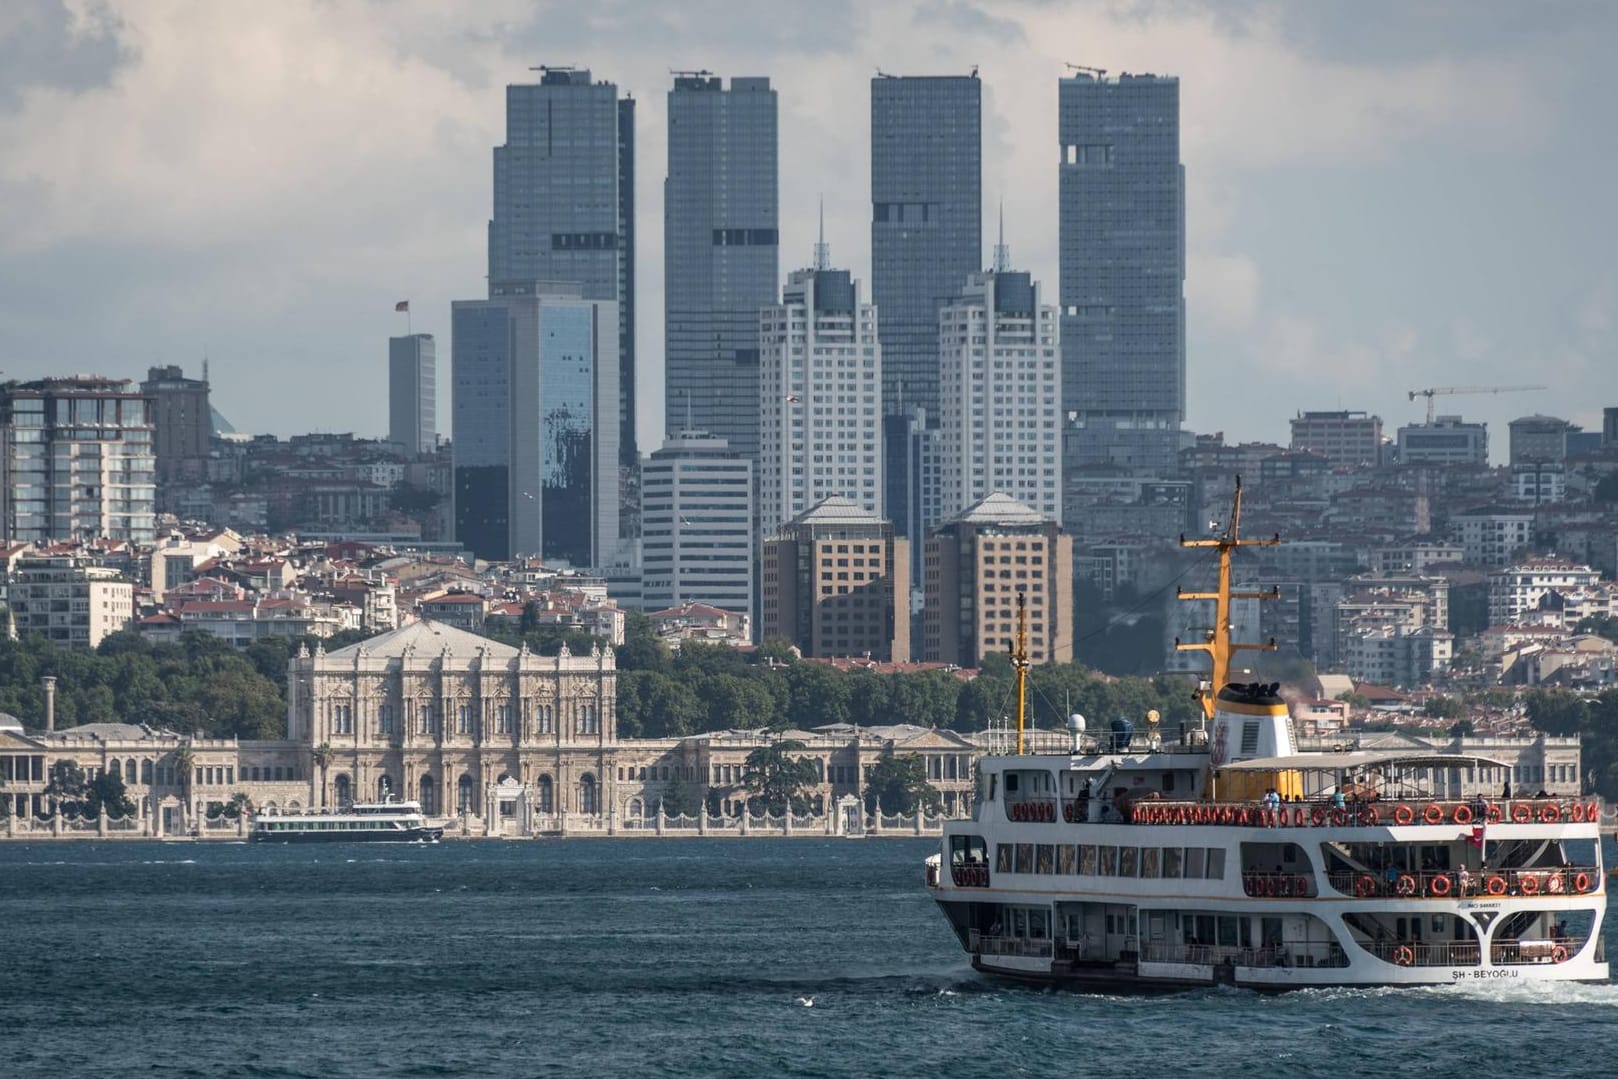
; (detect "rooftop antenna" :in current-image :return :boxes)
[813,194,830,271]
[993,199,1010,272]
[1064,62,1108,79]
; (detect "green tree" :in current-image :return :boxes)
[741,739,819,815]
[45,759,88,816]
[312,743,335,808]
[615,611,671,672]
[659,771,706,818]
[1423,696,1465,719]
[87,768,136,818]
[1525,689,1588,736]
[862,750,942,816]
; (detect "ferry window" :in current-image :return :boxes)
[1036,844,1054,874]
[1184,848,1204,878]
[1206,849,1226,880]
[1141,848,1161,878]
[1099,846,1118,876]
[1163,847,1183,879]
[997,844,1013,873]
[1079,845,1097,875]
[1029,910,1048,940]
[1162,772,1175,792]
[988,774,997,801]
[1015,843,1033,873]
[1119,848,1139,877]
[1005,773,1019,793]
[1012,909,1026,937]
[1059,845,1076,874]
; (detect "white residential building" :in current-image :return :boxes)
[1488,559,1604,625]
[937,267,1061,522]
[1451,507,1535,567]
[6,553,133,648]
[758,260,882,535]
[640,430,753,618]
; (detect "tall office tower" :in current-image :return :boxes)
[758,257,883,535]
[0,377,155,544]
[937,262,1062,523]
[488,67,636,469]
[1059,71,1185,473]
[922,493,1073,665]
[388,334,437,458]
[640,430,754,617]
[760,496,911,661]
[140,364,211,489]
[871,73,981,527]
[664,74,779,461]
[451,283,619,566]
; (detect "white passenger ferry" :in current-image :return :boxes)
[926,486,1607,989]
[251,799,444,843]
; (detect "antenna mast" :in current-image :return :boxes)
[1175,478,1280,721]
[1011,591,1030,754]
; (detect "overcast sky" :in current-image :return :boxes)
[2,0,1614,462]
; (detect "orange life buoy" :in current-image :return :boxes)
[1485,875,1506,896]
[1552,945,1568,964]
[1394,804,1415,826]
[1394,944,1415,967]
[1294,807,1307,827]
[1511,804,1532,824]
[1294,874,1310,896]
[1396,873,1417,896]
[1452,804,1473,825]
[1063,802,1075,823]
[1546,873,1565,895]
[1574,871,1592,893]
[1586,802,1600,822]
[1569,802,1586,823]
[1358,807,1379,826]
[1486,805,1502,823]
[1331,809,1348,827]
[1428,874,1452,897]
[1130,804,1144,824]
[1265,875,1278,897]
[1311,807,1327,827]
[1422,804,1444,825]
[1520,873,1540,895]
[1539,804,1560,824]
[1355,874,1377,897]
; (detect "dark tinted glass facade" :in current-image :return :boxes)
[451,303,512,561]
[663,75,778,460]
[870,74,981,420]
[1058,73,1185,472]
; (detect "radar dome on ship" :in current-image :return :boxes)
[1067,713,1086,733]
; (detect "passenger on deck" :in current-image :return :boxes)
[1456,864,1472,896]
[1502,780,1512,799]
[1262,788,1281,812]
[1330,790,1347,811]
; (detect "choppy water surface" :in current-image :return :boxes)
[1,838,1614,1079]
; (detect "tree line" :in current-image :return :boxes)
[1,612,1202,747]
[1523,688,1618,800]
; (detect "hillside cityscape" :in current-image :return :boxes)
[3,62,1618,832]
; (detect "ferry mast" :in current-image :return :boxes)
[1175,479,1280,722]
[1011,591,1030,754]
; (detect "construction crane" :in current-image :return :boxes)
[1407,384,1546,424]
[1064,62,1108,79]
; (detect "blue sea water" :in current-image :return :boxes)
[1,837,1614,1079]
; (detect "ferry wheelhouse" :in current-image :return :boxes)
[926,486,1607,989]
[250,800,444,843]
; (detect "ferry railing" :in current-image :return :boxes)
[1140,941,1348,969]
[1240,871,1317,898]
[1363,940,1482,967]
[1327,866,1603,899]
[975,934,1053,959]
[1120,797,1596,829]
[950,864,992,888]
[1490,936,1586,965]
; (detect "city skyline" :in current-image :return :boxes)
[1,1,1615,461]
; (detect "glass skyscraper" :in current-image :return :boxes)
[488,67,636,468]
[1058,72,1185,473]
[451,284,619,567]
[663,74,778,461]
[870,73,980,538]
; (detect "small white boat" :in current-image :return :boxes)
[250,799,444,843]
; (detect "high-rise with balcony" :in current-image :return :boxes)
[937,260,1062,523]
[1059,71,1185,473]
[758,255,883,536]
[488,67,636,469]
[871,73,980,527]
[0,377,156,544]
[664,74,778,460]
